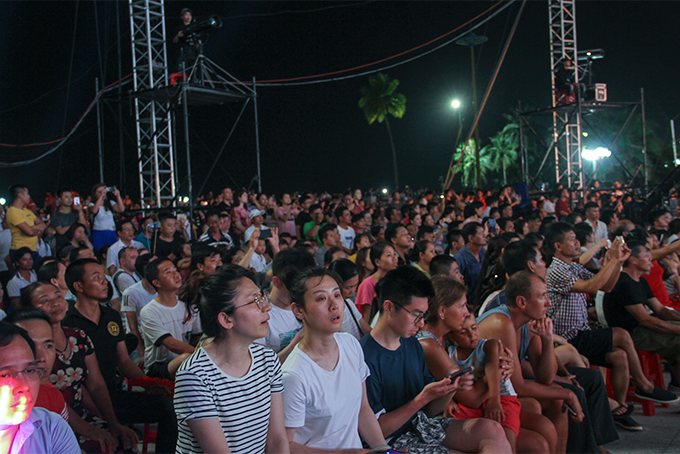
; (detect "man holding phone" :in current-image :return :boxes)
[51,188,88,252]
[244,209,269,242]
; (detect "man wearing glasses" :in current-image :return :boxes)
[0,321,79,453]
[360,265,511,454]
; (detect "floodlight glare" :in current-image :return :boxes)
[582,147,611,161]
[451,100,461,109]
[0,198,5,205]
[182,196,189,203]
[382,188,388,194]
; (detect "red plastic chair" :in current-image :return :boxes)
[126,377,175,453]
[605,350,669,416]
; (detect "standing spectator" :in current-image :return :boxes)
[214,186,234,213]
[275,193,298,237]
[230,190,251,239]
[335,205,356,252]
[106,221,144,275]
[174,266,289,454]
[51,189,88,252]
[244,209,270,243]
[314,224,341,268]
[198,211,234,249]
[152,212,185,261]
[295,195,313,240]
[7,247,37,309]
[583,202,608,244]
[454,222,487,307]
[303,204,326,245]
[89,184,124,251]
[555,188,571,220]
[6,184,45,263]
[134,216,154,249]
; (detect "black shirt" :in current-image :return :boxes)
[62,304,125,391]
[603,272,655,333]
[152,234,185,258]
[295,211,312,229]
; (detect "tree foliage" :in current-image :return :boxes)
[453,139,492,188]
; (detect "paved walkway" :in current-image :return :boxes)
[608,400,680,454]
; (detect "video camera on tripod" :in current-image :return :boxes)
[184,15,222,38]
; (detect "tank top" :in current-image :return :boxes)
[476,304,530,361]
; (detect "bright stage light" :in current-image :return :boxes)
[382,188,388,194]
[451,100,461,109]
[0,198,5,205]
[182,196,189,203]
[582,147,611,161]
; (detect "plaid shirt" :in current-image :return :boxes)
[546,257,594,340]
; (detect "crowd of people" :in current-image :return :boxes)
[1,180,680,454]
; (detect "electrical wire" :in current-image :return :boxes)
[224,1,376,19]
[253,0,513,85]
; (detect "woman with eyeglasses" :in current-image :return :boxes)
[282,267,393,453]
[174,265,289,454]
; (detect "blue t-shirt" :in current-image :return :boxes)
[454,245,486,306]
[360,334,435,440]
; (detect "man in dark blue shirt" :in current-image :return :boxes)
[454,222,487,306]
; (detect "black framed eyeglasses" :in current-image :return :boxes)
[391,301,430,324]
[234,292,271,311]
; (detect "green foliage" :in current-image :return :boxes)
[358,73,406,125]
[453,139,492,187]
[484,121,519,185]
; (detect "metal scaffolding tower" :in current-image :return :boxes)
[549,0,583,195]
[129,0,176,206]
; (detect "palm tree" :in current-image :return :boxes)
[453,139,492,187]
[359,73,406,189]
[485,123,519,185]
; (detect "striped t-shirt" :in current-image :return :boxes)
[174,343,284,454]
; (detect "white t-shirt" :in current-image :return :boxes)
[249,252,267,273]
[174,344,284,454]
[340,298,363,340]
[121,280,157,334]
[543,200,556,215]
[140,298,201,371]
[7,271,37,298]
[337,225,356,250]
[89,204,116,231]
[106,239,145,270]
[282,332,370,450]
[254,303,302,353]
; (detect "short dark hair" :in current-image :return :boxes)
[116,220,134,234]
[384,223,404,244]
[409,241,432,263]
[334,205,349,220]
[601,209,617,226]
[430,255,455,277]
[135,252,155,278]
[190,245,220,272]
[69,246,93,264]
[318,224,337,242]
[584,202,599,211]
[290,267,342,309]
[506,271,543,308]
[574,222,594,245]
[623,240,649,268]
[503,241,540,277]
[497,217,513,232]
[145,257,171,290]
[324,246,345,266]
[351,212,364,224]
[118,247,137,264]
[461,222,482,244]
[158,211,176,223]
[272,248,316,290]
[328,258,359,282]
[13,247,33,265]
[370,241,395,269]
[0,321,36,358]
[545,221,574,253]
[416,225,434,240]
[5,306,52,326]
[9,184,27,201]
[65,258,101,294]
[379,265,435,312]
[36,261,61,284]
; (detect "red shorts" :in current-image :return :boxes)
[453,395,521,436]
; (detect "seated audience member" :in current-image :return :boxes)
[51,188,88,253]
[573,222,606,271]
[20,282,138,452]
[354,246,374,282]
[62,259,178,453]
[282,267,391,452]
[545,223,676,412]
[604,240,680,393]
[275,193,298,237]
[360,265,510,453]
[0,321,80,454]
[423,283,555,454]
[135,216,154,249]
[250,238,269,273]
[444,229,465,257]
[430,254,465,282]
[152,212,185,261]
[5,307,69,422]
[7,247,37,309]
[111,247,140,295]
[198,210,235,249]
[189,244,222,276]
[254,248,316,362]
[174,266,289,454]
[314,223,341,267]
[410,240,436,277]
[302,204,326,245]
[323,246,348,267]
[36,260,70,298]
[454,222,487,307]
[89,184,124,251]
[140,258,201,379]
[106,221,144,275]
[475,236,509,311]
[355,241,399,323]
[385,223,412,266]
[328,259,371,339]
[121,253,158,366]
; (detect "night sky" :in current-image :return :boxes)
[1,1,678,202]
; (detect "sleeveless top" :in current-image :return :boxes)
[476,304,530,361]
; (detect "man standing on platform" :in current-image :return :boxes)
[173,8,199,73]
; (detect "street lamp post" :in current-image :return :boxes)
[451,99,463,152]
[456,33,488,189]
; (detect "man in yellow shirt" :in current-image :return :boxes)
[6,185,44,264]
